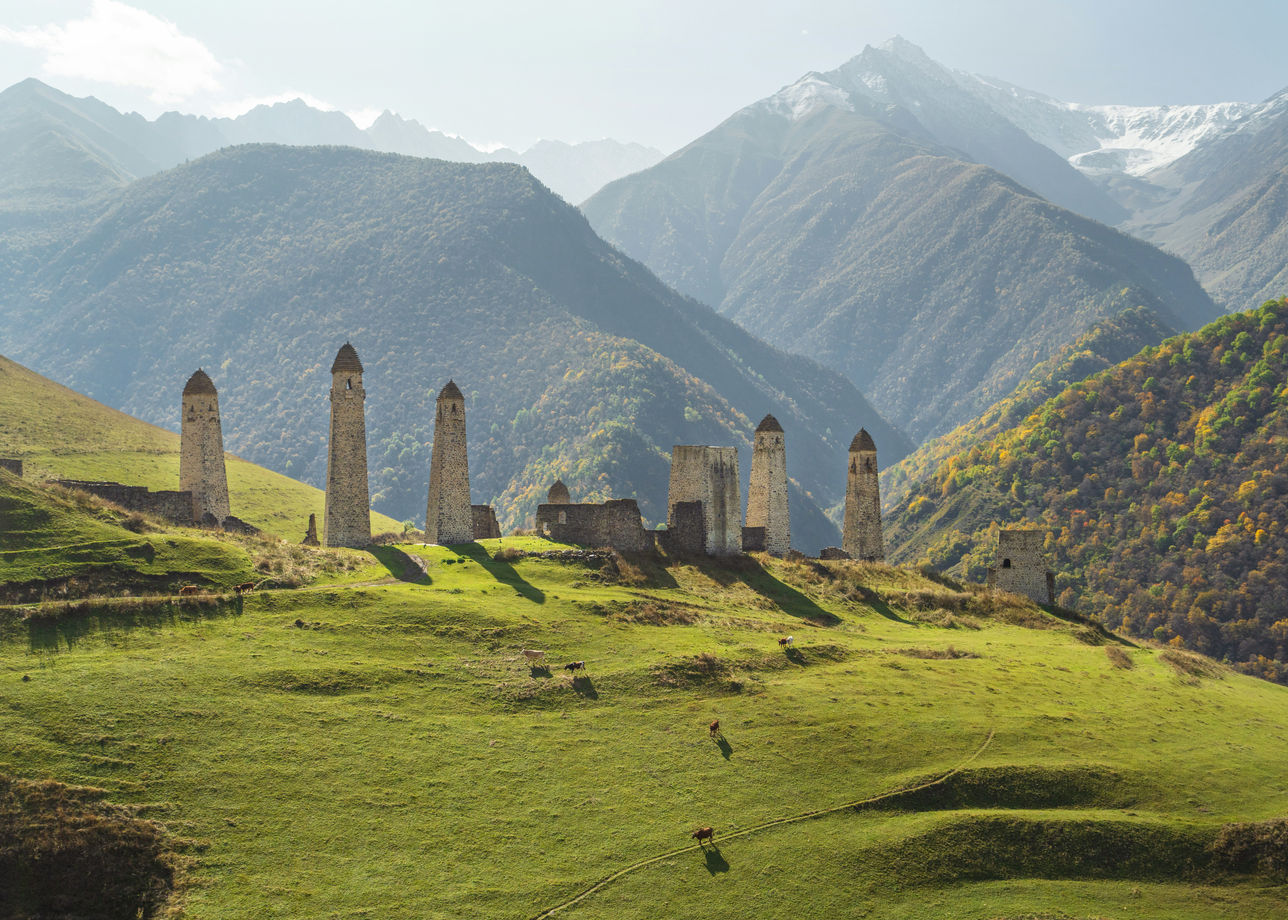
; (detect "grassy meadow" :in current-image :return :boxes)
[1,527,1286,918]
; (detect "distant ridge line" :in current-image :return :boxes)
[529,727,996,919]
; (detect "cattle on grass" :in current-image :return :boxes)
[178,585,200,596]
[564,661,585,674]
[233,582,256,595]
[778,635,794,647]
[521,649,545,662]
[709,719,720,739]
[691,826,715,845]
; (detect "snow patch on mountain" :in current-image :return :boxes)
[760,73,854,120]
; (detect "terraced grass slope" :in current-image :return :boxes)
[0,354,400,537]
[1,539,1285,918]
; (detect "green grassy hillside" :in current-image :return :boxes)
[886,297,1288,682]
[1,537,1286,918]
[0,354,400,537]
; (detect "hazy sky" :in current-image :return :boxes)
[2,0,1286,151]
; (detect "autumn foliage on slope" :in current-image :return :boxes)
[886,298,1288,681]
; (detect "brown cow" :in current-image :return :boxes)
[233,582,256,595]
[179,585,199,596]
[691,826,715,846]
[778,635,794,648]
[709,719,720,739]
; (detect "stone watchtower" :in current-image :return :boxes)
[746,414,790,555]
[425,380,473,545]
[323,343,371,547]
[842,428,884,561]
[987,530,1055,604]
[180,369,230,524]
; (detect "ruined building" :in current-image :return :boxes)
[535,480,652,552]
[472,505,502,540]
[323,343,371,547]
[425,380,473,545]
[841,429,884,561]
[179,369,230,523]
[667,446,742,555]
[745,415,790,555]
[987,530,1055,605]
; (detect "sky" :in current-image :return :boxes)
[1,0,1286,152]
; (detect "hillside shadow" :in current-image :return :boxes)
[530,664,552,678]
[569,675,598,699]
[702,845,729,875]
[715,736,733,760]
[784,647,804,665]
[855,585,915,625]
[26,596,243,654]
[454,543,545,603]
[368,546,431,585]
[691,556,838,625]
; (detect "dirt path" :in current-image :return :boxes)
[528,728,996,920]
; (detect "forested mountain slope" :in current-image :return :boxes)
[0,145,908,551]
[886,297,1288,681]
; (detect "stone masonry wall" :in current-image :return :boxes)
[842,448,884,561]
[324,369,372,547]
[660,501,706,555]
[426,386,473,544]
[180,388,230,523]
[536,499,651,552]
[668,445,741,555]
[472,505,501,540]
[746,429,789,555]
[987,530,1054,604]
[53,480,195,525]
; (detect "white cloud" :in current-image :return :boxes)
[0,0,222,105]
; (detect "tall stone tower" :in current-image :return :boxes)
[179,369,230,524]
[746,414,790,555]
[425,380,473,545]
[323,343,371,548]
[841,428,884,561]
[668,445,742,555]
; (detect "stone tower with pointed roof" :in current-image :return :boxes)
[547,480,571,504]
[425,380,473,544]
[179,369,230,523]
[842,428,883,561]
[746,414,790,555]
[323,343,371,547]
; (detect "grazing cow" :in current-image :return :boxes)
[564,661,585,674]
[521,649,545,662]
[709,719,720,739]
[778,635,794,648]
[179,585,199,596]
[233,582,256,595]
[691,826,715,846]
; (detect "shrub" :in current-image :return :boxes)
[1106,646,1134,669]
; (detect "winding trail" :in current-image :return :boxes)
[528,727,996,920]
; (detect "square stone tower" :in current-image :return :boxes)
[841,428,884,561]
[987,530,1055,604]
[746,414,790,556]
[179,369,230,524]
[323,343,371,547]
[425,379,473,545]
[668,445,742,555]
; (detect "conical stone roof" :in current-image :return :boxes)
[850,428,876,452]
[756,414,783,433]
[331,343,363,374]
[547,480,571,504]
[183,368,216,396]
[439,379,464,400]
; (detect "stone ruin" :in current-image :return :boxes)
[472,505,502,540]
[666,445,742,556]
[987,529,1055,605]
[301,513,320,546]
[534,480,652,552]
[841,428,884,562]
[323,343,372,548]
[52,480,196,526]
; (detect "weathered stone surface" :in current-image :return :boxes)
[0,459,22,477]
[546,480,571,504]
[221,515,259,535]
[747,415,790,555]
[819,546,852,560]
[180,369,230,523]
[536,498,652,552]
[659,501,706,555]
[842,428,884,562]
[667,446,741,555]
[302,512,320,546]
[53,480,194,525]
[426,380,473,545]
[741,526,767,552]
[987,530,1055,605]
[323,343,372,547]
[472,504,501,540]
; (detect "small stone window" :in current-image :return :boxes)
[346,378,353,390]
[1002,558,1011,568]
[558,511,567,524]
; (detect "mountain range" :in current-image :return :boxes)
[0,78,663,209]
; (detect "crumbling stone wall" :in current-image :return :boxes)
[0,459,22,477]
[323,344,372,547]
[426,381,473,545]
[472,504,501,540]
[536,499,651,552]
[53,480,195,525]
[746,415,789,555]
[659,501,705,555]
[179,369,230,523]
[987,530,1054,604]
[842,429,884,562]
[741,526,766,552]
[667,446,742,555]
